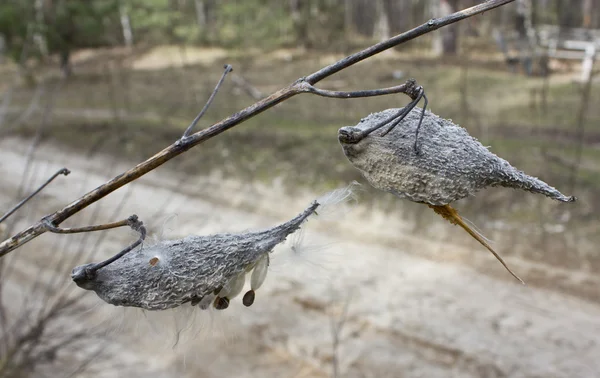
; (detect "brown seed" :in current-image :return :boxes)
[214,296,230,310]
[242,290,255,307]
[149,257,159,266]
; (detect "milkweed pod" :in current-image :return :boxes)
[250,254,269,291]
[71,199,322,310]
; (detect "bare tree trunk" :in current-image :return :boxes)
[516,0,535,75]
[34,0,48,57]
[593,0,600,28]
[194,0,206,28]
[344,0,353,36]
[431,0,443,55]
[198,0,216,41]
[0,34,5,65]
[383,0,409,36]
[290,0,310,48]
[119,2,134,48]
[352,0,377,37]
[558,0,583,30]
[434,0,459,55]
[373,0,390,41]
[582,0,593,27]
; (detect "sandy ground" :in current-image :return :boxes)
[1,136,600,378]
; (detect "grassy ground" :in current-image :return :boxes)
[2,45,600,272]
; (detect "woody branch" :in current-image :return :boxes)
[0,0,516,257]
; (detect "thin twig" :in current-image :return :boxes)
[54,215,147,280]
[75,181,137,273]
[44,215,146,279]
[43,217,131,234]
[181,64,233,139]
[305,82,415,98]
[0,0,516,258]
[414,93,429,152]
[0,168,70,224]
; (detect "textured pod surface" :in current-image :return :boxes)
[338,107,575,205]
[72,202,319,310]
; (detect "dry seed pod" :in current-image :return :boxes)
[339,107,575,206]
[338,107,576,283]
[71,201,319,310]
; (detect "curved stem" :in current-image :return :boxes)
[305,82,413,99]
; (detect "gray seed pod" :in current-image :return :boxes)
[338,107,575,206]
[338,106,576,284]
[72,201,319,310]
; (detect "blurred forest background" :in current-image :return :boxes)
[1,1,600,377]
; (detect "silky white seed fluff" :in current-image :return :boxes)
[80,290,239,350]
[268,183,360,284]
[271,226,341,285]
[198,293,216,310]
[250,254,269,290]
[313,181,362,220]
[219,271,246,299]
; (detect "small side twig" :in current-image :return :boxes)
[43,215,146,281]
[0,168,70,224]
[180,64,233,140]
[44,217,134,234]
[304,79,429,153]
[305,82,416,99]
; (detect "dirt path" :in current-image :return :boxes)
[1,137,600,378]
